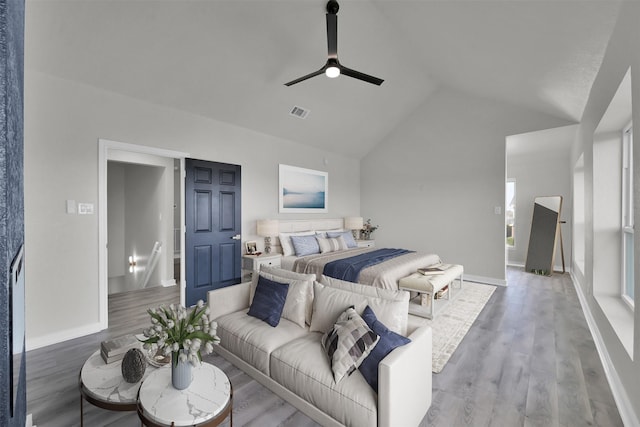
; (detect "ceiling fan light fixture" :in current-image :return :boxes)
[325,66,340,78]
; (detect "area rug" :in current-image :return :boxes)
[410,281,496,373]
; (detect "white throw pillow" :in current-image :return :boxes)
[314,278,410,335]
[279,231,316,256]
[316,235,348,253]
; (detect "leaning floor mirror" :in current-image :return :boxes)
[525,196,563,276]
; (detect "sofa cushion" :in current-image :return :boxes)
[359,305,411,392]
[320,275,410,335]
[216,310,307,375]
[270,333,377,427]
[322,306,379,383]
[247,275,289,327]
[310,281,409,336]
[251,267,315,327]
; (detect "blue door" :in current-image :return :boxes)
[185,159,241,306]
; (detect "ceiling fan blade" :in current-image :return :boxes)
[284,68,325,86]
[340,65,384,86]
[326,13,337,58]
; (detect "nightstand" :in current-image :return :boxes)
[356,240,375,248]
[242,253,282,281]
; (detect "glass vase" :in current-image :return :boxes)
[171,350,192,390]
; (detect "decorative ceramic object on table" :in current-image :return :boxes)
[139,300,220,390]
[121,348,147,383]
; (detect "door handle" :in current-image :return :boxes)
[231,234,241,240]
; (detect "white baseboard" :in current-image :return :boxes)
[464,274,507,287]
[507,261,569,274]
[570,271,639,427]
[25,321,102,352]
[26,413,34,427]
[161,278,176,287]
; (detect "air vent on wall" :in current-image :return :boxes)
[289,105,310,119]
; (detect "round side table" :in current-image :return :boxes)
[137,362,232,427]
[79,349,157,426]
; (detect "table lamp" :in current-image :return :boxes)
[344,216,364,239]
[257,219,279,253]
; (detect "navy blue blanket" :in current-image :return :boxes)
[323,248,414,282]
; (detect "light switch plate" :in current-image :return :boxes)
[66,200,76,214]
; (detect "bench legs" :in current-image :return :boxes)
[405,272,463,319]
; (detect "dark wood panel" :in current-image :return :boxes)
[219,170,235,186]
[194,190,212,232]
[194,166,212,184]
[219,243,236,282]
[219,191,235,231]
[194,245,212,288]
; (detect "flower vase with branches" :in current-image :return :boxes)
[360,218,378,240]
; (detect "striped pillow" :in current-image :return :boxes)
[321,306,380,383]
[316,236,348,253]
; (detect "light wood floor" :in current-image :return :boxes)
[26,267,623,426]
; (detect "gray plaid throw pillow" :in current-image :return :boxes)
[322,306,380,383]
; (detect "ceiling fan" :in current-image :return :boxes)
[284,0,384,87]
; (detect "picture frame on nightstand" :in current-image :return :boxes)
[245,241,257,255]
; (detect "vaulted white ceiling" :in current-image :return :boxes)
[25,0,621,158]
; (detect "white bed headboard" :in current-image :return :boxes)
[277,218,344,233]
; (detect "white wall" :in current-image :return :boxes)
[570,2,640,423]
[24,70,360,348]
[506,126,574,270]
[361,87,571,284]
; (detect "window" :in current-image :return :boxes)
[506,180,516,247]
[622,124,634,308]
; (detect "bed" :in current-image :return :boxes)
[274,219,441,291]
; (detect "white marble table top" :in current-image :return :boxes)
[138,362,231,427]
[80,349,156,405]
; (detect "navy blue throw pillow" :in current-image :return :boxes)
[358,305,411,392]
[247,275,289,327]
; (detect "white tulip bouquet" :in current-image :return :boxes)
[140,300,220,366]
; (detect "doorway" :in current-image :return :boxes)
[98,139,188,329]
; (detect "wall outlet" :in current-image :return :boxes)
[78,203,94,215]
[494,206,502,215]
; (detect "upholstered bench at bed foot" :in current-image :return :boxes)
[398,264,463,319]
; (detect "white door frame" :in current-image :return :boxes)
[98,139,189,330]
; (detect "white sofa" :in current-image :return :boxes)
[207,267,432,427]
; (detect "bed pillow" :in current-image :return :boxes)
[316,235,348,253]
[279,231,316,256]
[247,276,289,327]
[358,305,411,392]
[320,276,410,335]
[290,235,321,257]
[315,228,344,239]
[322,306,379,383]
[326,231,357,248]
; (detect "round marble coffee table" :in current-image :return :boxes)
[79,349,157,426]
[137,362,232,427]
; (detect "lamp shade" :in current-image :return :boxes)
[344,217,364,230]
[257,219,279,237]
